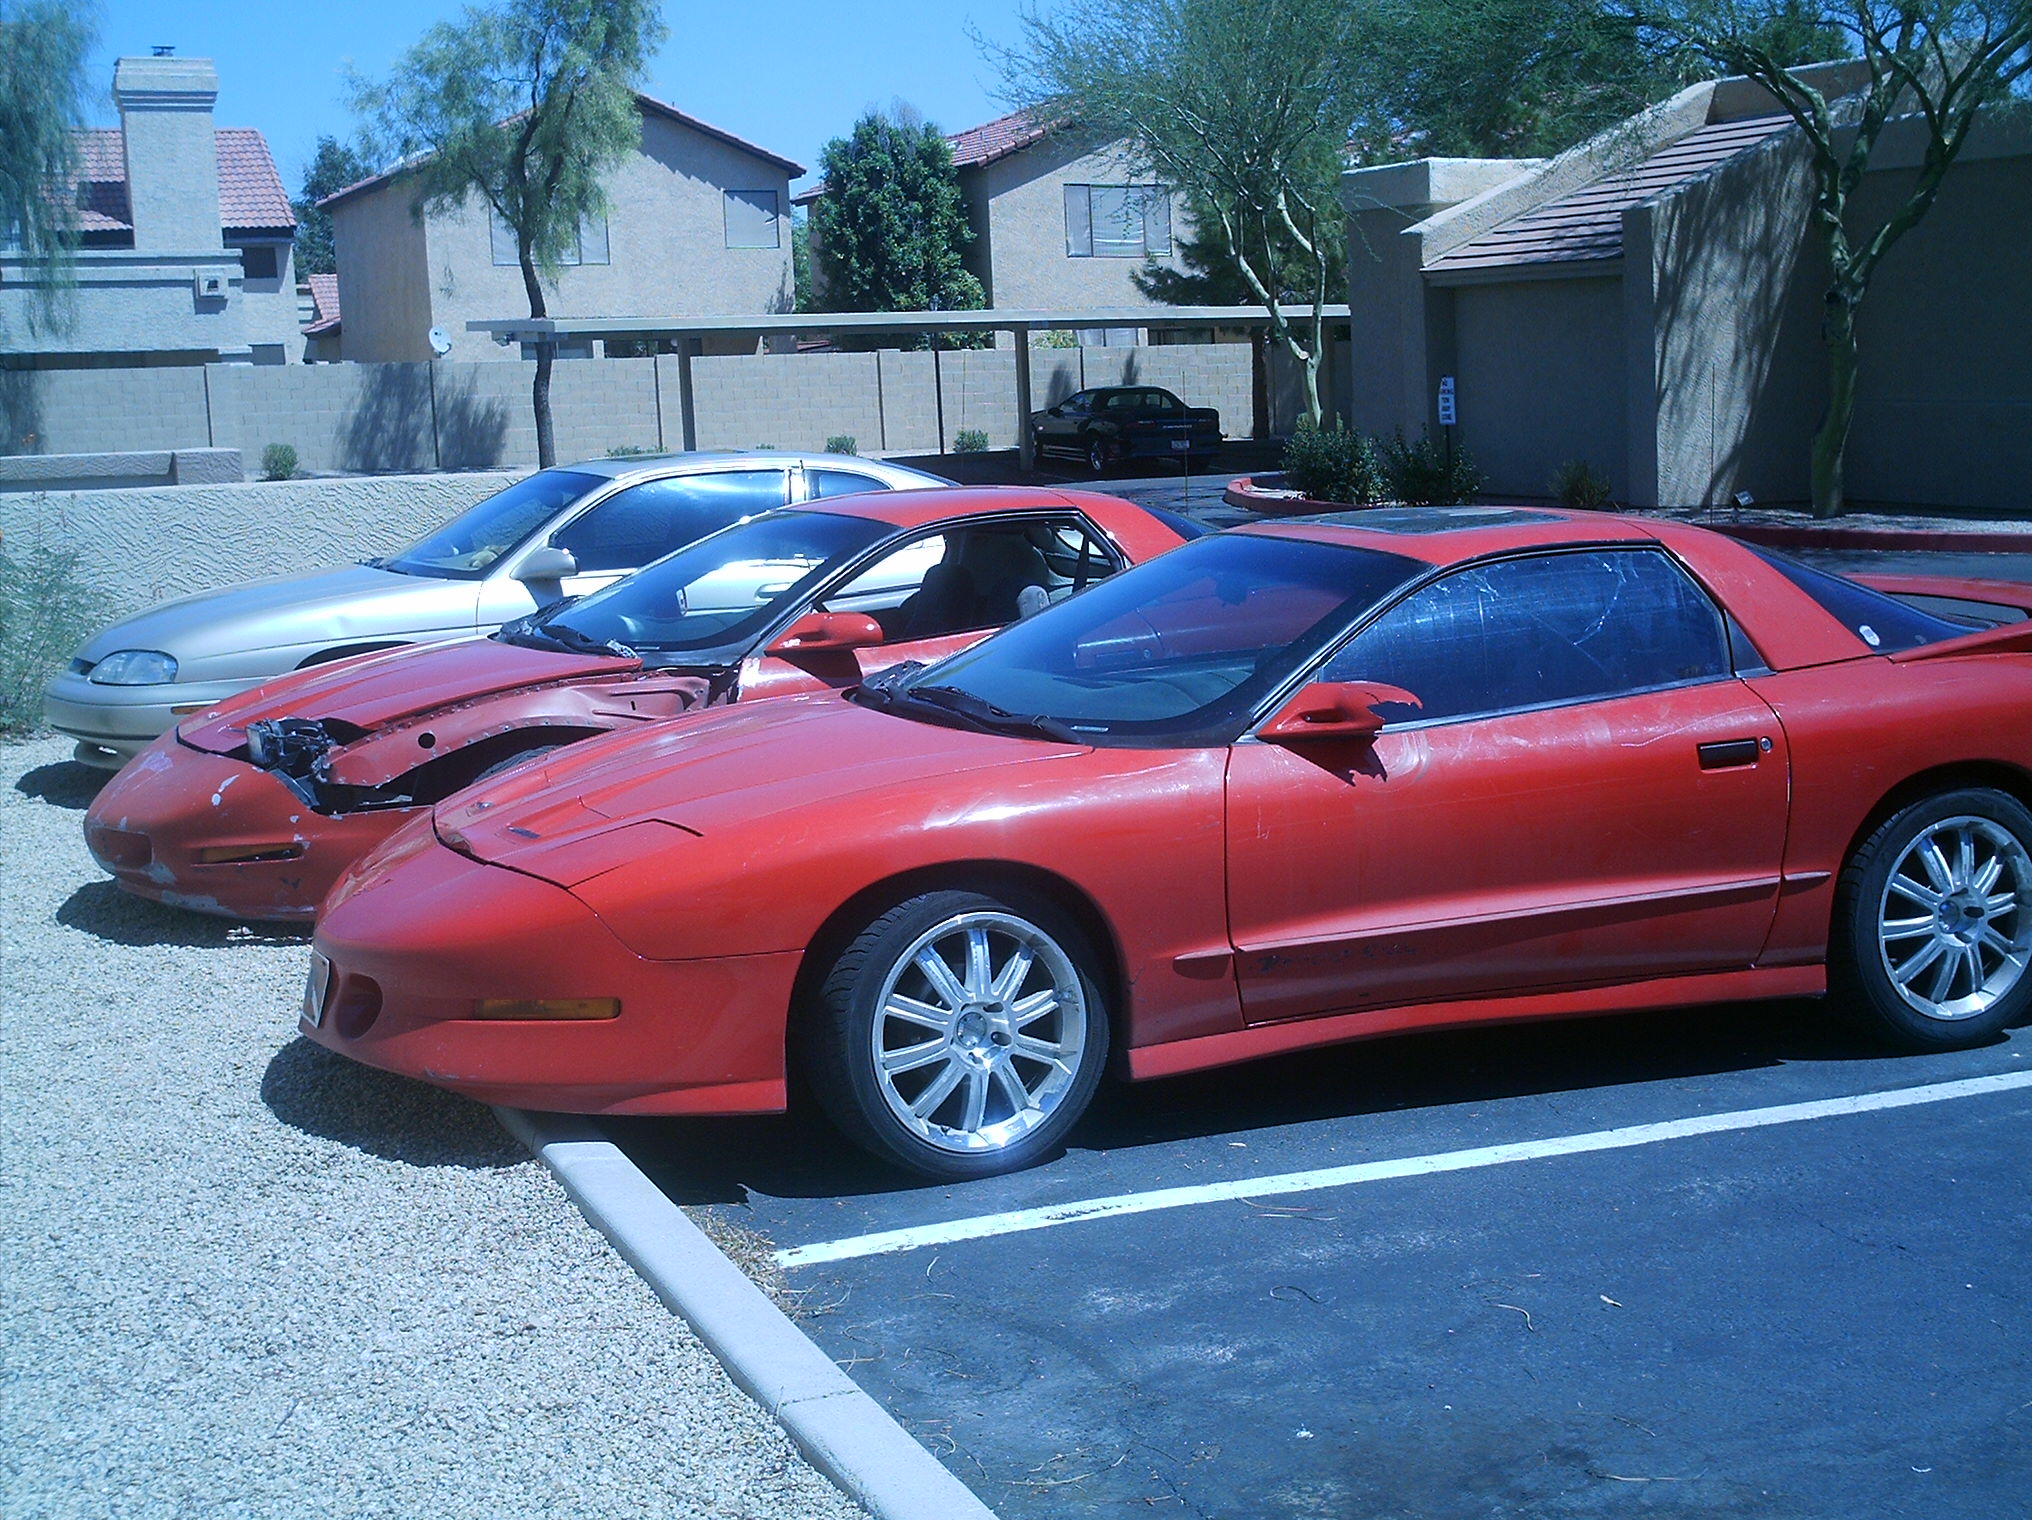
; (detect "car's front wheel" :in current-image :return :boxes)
[1087,436,1111,474]
[1832,787,2032,1050]
[805,889,1109,1178]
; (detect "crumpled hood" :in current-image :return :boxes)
[435,692,1083,887]
[179,637,635,753]
[76,564,484,668]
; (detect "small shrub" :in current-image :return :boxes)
[0,539,101,736]
[1551,457,1614,510]
[606,444,656,458]
[953,428,990,454]
[1281,421,1382,506]
[824,434,857,455]
[260,442,298,481]
[1379,428,1484,506]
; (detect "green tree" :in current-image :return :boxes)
[0,0,98,333]
[991,0,1356,423]
[1622,0,2032,516]
[350,0,665,466]
[809,107,987,347]
[292,135,371,278]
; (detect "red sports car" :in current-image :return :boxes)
[84,487,1189,920]
[305,506,2032,1178]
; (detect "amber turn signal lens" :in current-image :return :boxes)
[471,997,620,1021]
[194,842,306,864]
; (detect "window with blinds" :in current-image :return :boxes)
[489,210,612,267]
[1063,185,1172,258]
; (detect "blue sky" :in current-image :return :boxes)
[84,1,1029,194]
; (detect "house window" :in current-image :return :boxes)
[238,244,281,280]
[489,209,611,267]
[1064,185,1172,258]
[724,190,781,249]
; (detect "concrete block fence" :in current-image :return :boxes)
[0,341,1295,478]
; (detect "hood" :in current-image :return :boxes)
[179,637,635,753]
[76,564,485,668]
[435,692,1083,887]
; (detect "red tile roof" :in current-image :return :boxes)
[945,109,1051,169]
[1428,115,1794,273]
[71,125,296,236]
[302,272,341,335]
[319,92,803,210]
[791,109,1056,204]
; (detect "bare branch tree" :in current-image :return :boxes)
[1621,0,2032,515]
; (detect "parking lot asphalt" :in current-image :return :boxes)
[605,482,2032,1517]
[609,1003,2032,1519]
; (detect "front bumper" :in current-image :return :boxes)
[45,671,258,767]
[84,734,401,921]
[305,831,796,1114]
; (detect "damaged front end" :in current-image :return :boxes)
[236,669,724,816]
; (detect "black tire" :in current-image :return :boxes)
[804,888,1110,1179]
[1830,786,2032,1051]
[1087,435,1110,475]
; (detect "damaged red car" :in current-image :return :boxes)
[305,507,2032,1178]
[84,487,1191,920]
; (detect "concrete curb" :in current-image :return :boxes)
[1221,475,2032,552]
[494,1107,998,1520]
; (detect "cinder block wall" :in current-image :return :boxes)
[2,343,1260,469]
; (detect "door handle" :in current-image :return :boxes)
[1698,737,1766,770]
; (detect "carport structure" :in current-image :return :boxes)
[465,305,1352,469]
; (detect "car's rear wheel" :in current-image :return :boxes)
[806,889,1109,1179]
[1832,787,2032,1050]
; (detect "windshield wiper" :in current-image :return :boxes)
[905,684,1081,742]
[539,620,638,660]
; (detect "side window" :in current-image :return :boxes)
[817,518,1122,642]
[552,470,786,573]
[1323,549,1731,725]
[807,469,889,500]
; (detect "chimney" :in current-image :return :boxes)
[113,55,222,252]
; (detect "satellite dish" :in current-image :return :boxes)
[427,326,453,357]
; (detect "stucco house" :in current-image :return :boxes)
[319,95,803,364]
[0,54,298,368]
[797,111,1193,345]
[1340,61,2031,513]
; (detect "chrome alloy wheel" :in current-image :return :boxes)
[869,910,1088,1155]
[1876,813,2032,1021]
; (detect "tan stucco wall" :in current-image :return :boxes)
[1451,276,1628,499]
[1642,111,2031,511]
[331,184,434,363]
[968,137,1188,315]
[335,112,795,365]
[0,471,518,621]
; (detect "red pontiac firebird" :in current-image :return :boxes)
[83,487,1190,921]
[305,506,2032,1178]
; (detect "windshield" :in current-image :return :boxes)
[865,533,1424,747]
[385,470,603,580]
[515,509,892,658]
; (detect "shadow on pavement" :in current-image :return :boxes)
[261,1036,525,1168]
[606,996,1887,1206]
[56,879,309,949]
[15,759,107,810]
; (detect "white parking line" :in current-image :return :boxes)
[776,1069,2032,1268]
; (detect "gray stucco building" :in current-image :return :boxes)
[319,96,803,364]
[0,55,299,369]
[797,111,1193,346]
[1341,62,2031,513]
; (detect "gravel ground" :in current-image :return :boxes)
[0,735,863,1520]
